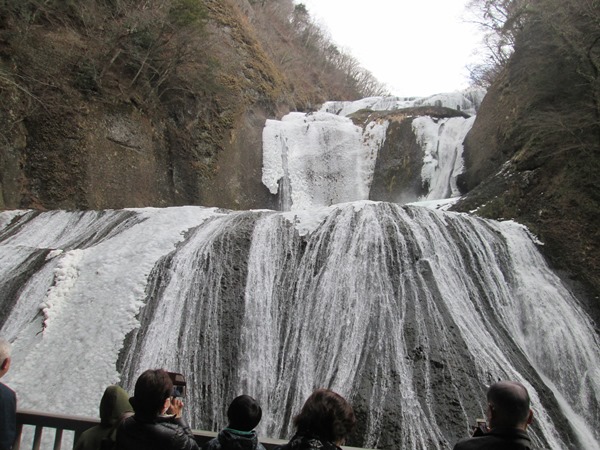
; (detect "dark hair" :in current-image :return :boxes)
[293,389,356,444]
[132,369,173,417]
[227,395,263,431]
[487,381,531,427]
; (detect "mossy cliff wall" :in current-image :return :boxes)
[454,19,600,315]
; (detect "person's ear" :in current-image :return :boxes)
[162,396,171,414]
[525,409,533,429]
[0,357,10,372]
[486,403,496,427]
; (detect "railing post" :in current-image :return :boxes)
[53,428,63,450]
[32,425,43,450]
[73,430,83,449]
[13,422,23,450]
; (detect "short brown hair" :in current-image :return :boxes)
[293,389,356,444]
[132,369,173,417]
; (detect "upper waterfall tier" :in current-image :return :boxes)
[262,91,481,211]
[262,112,387,211]
[320,89,486,117]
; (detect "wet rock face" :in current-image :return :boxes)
[196,105,279,211]
[16,107,175,210]
[457,76,515,195]
[369,117,427,204]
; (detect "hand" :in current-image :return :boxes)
[168,397,184,418]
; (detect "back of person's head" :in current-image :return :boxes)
[0,338,11,377]
[293,389,356,444]
[99,385,133,427]
[487,381,531,429]
[131,369,173,417]
[227,395,262,431]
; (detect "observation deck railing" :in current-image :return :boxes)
[15,409,369,450]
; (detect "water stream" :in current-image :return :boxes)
[1,203,598,449]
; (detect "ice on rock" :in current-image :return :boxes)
[262,111,388,210]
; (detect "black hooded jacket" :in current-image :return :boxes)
[273,432,341,450]
[452,428,533,450]
[203,428,266,450]
[116,414,199,450]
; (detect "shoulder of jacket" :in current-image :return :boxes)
[0,382,16,395]
[203,437,221,450]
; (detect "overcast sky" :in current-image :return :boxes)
[297,0,482,97]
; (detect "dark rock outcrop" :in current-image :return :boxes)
[363,107,468,204]
[454,16,600,319]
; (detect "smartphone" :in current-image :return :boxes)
[472,418,488,436]
[167,371,187,398]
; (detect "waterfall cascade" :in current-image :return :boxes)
[1,91,599,449]
[263,91,478,211]
[1,203,599,449]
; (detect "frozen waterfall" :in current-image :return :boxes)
[262,112,388,210]
[412,115,476,200]
[1,203,599,449]
[263,95,476,210]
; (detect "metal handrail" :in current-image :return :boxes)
[15,409,234,450]
[15,409,370,450]
[15,410,100,450]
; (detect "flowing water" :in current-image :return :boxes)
[1,93,599,449]
[1,203,599,449]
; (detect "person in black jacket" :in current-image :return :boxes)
[453,380,534,450]
[275,389,356,450]
[203,395,266,450]
[116,369,199,450]
[0,339,16,450]
[74,385,133,450]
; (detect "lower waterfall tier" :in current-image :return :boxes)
[0,203,598,449]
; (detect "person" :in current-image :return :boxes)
[74,385,133,450]
[452,380,534,450]
[274,389,356,450]
[0,339,16,450]
[203,395,266,450]
[116,369,199,450]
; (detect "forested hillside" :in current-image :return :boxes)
[0,0,384,210]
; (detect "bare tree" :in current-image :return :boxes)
[540,0,600,126]
[466,0,532,86]
[491,0,600,158]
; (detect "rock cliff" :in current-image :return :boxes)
[0,0,367,211]
[454,16,600,318]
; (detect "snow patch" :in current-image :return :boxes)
[2,206,222,418]
[41,250,83,332]
[320,88,486,117]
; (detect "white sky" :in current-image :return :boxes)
[297,0,482,97]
